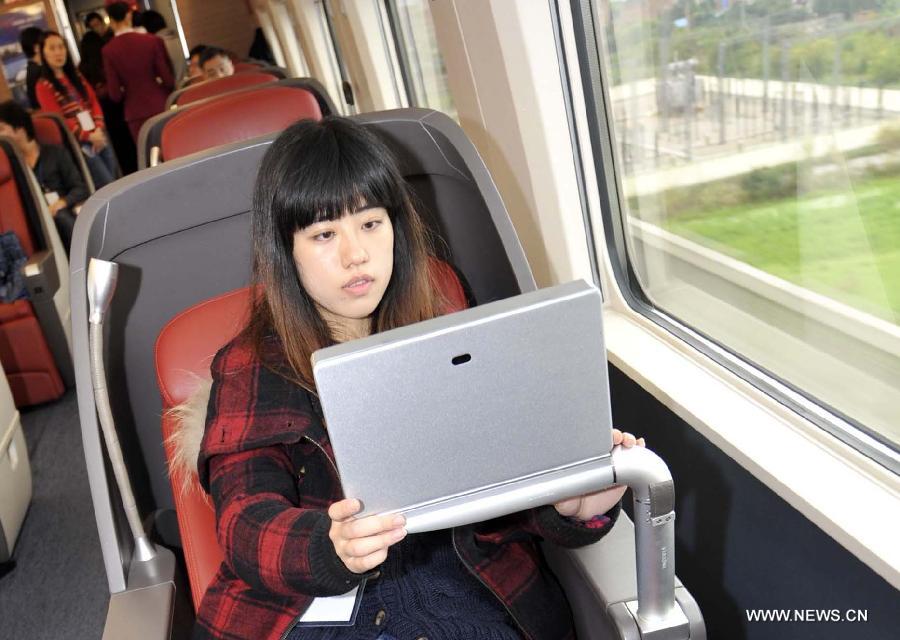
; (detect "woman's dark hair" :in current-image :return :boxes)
[19,27,42,58]
[78,31,106,88]
[246,117,443,389]
[0,100,35,141]
[189,44,209,59]
[141,10,166,34]
[39,31,88,101]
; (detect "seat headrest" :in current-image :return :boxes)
[176,72,277,107]
[155,287,251,407]
[233,62,263,73]
[32,117,64,147]
[160,86,323,161]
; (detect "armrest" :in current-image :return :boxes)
[102,582,174,640]
[543,514,706,640]
[19,248,73,386]
[21,250,60,303]
[102,547,177,640]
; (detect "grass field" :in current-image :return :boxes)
[665,175,900,324]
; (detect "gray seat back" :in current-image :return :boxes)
[70,109,534,591]
[137,77,339,169]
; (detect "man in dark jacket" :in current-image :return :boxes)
[101,1,175,141]
[0,101,89,254]
[18,27,43,110]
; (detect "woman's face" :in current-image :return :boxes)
[42,36,68,71]
[292,206,394,337]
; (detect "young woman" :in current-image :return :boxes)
[194,117,644,640]
[35,31,118,189]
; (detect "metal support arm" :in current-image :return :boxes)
[612,446,689,638]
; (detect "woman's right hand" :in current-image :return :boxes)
[327,498,407,574]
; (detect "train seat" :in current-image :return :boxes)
[31,112,95,193]
[0,139,70,408]
[75,110,651,638]
[154,260,467,610]
[138,78,337,169]
[165,71,279,109]
[233,61,288,78]
[159,86,323,163]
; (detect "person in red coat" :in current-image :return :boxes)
[101,1,174,142]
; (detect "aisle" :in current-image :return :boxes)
[0,391,107,640]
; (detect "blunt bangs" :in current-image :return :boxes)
[266,118,405,240]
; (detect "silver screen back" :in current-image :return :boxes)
[312,279,615,532]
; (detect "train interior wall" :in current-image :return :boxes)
[609,365,898,640]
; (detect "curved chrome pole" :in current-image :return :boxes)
[612,445,680,627]
[87,259,156,562]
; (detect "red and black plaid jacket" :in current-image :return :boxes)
[194,335,620,640]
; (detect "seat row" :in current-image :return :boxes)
[0,113,83,408]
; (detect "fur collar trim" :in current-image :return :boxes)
[165,376,212,497]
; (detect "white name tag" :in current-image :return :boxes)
[76,110,96,132]
[44,191,60,206]
[296,581,364,626]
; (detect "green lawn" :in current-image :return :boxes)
[665,175,900,324]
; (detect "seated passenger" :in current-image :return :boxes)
[0,100,89,254]
[192,117,646,640]
[198,47,234,81]
[183,44,209,87]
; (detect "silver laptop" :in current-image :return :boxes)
[311,279,615,533]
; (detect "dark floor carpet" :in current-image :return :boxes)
[0,391,107,639]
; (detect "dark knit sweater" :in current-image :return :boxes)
[286,529,520,640]
[33,144,89,209]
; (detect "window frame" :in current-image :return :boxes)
[383,0,418,108]
[565,0,899,475]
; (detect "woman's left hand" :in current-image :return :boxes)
[553,428,645,521]
[89,128,106,152]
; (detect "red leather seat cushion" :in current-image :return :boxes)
[175,72,277,107]
[0,299,32,323]
[0,151,35,256]
[155,259,468,609]
[156,288,250,407]
[160,87,323,162]
[233,62,264,73]
[0,146,64,407]
[32,116,64,147]
[0,312,65,406]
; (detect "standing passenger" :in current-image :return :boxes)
[142,10,186,84]
[83,12,113,44]
[79,30,136,174]
[102,1,174,143]
[19,27,43,110]
[35,31,117,189]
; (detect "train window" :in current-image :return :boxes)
[320,0,357,114]
[256,5,289,69]
[267,0,310,77]
[384,0,457,119]
[572,1,900,469]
